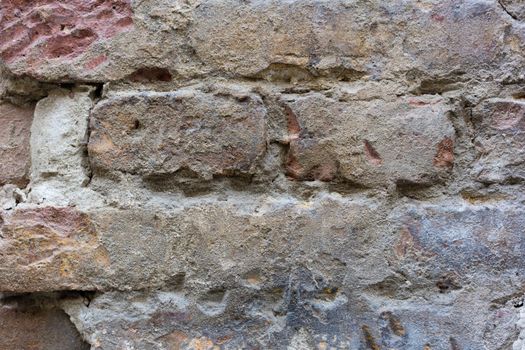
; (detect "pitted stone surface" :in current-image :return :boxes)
[0,0,133,74]
[0,0,523,81]
[472,99,525,184]
[0,102,33,187]
[283,94,455,186]
[500,0,525,21]
[58,198,525,350]
[31,88,92,185]
[89,88,267,179]
[0,0,524,348]
[0,206,109,292]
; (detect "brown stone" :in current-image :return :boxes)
[0,298,89,350]
[0,207,110,292]
[0,102,34,187]
[472,99,525,183]
[283,94,455,187]
[433,137,454,169]
[89,89,267,179]
[1,1,521,83]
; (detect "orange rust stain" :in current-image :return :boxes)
[433,137,454,169]
[361,325,380,350]
[286,152,304,179]
[88,133,116,154]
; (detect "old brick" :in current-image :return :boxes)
[0,0,133,65]
[1,1,521,83]
[0,207,110,292]
[0,299,89,350]
[283,94,455,187]
[472,99,525,184]
[89,89,267,179]
[392,202,525,275]
[0,102,33,187]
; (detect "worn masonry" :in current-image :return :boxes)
[1,0,525,349]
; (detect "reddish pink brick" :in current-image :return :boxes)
[0,0,133,64]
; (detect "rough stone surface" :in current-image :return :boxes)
[472,98,525,184]
[0,0,133,76]
[0,0,523,82]
[500,0,525,21]
[28,87,97,207]
[31,88,92,185]
[89,88,267,180]
[1,0,525,349]
[283,94,455,186]
[0,206,109,292]
[0,102,33,187]
[0,295,89,350]
[55,198,524,350]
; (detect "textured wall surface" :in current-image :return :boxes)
[1,0,525,349]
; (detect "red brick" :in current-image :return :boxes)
[0,0,133,64]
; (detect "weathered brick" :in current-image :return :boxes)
[283,94,455,187]
[0,299,89,350]
[392,202,525,277]
[89,89,267,179]
[0,102,33,187]
[0,0,133,66]
[1,1,521,82]
[472,99,525,184]
[44,193,385,292]
[0,207,110,292]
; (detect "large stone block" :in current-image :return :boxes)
[60,199,525,350]
[0,102,33,187]
[0,194,385,292]
[283,94,455,187]
[89,89,267,179]
[0,206,110,292]
[472,99,525,184]
[191,0,520,79]
[1,0,521,82]
[63,285,520,350]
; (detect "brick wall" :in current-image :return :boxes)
[1,1,525,349]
